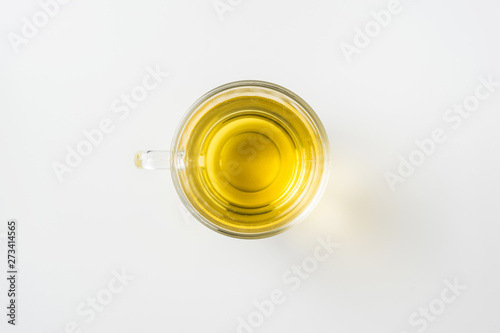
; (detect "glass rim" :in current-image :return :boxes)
[170,80,330,239]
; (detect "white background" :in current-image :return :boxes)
[1,0,500,332]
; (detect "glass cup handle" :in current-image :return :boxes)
[134,150,170,170]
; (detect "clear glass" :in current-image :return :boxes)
[135,80,330,239]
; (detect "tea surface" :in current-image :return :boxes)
[184,94,318,232]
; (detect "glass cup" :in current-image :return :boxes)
[135,80,329,239]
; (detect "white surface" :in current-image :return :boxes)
[1,0,500,332]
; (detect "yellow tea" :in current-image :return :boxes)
[178,92,326,235]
